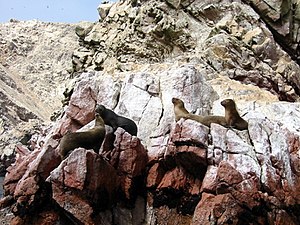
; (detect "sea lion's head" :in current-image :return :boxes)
[94,112,105,127]
[95,104,106,115]
[172,98,184,107]
[221,99,235,108]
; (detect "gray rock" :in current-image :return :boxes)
[97,2,113,20]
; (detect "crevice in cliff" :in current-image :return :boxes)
[52,200,84,225]
[157,107,164,127]
[157,79,164,127]
[152,188,200,215]
[140,96,152,119]
[173,140,207,149]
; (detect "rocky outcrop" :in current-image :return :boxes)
[1,63,300,224]
[2,0,300,224]
[2,0,300,174]
[2,119,148,225]
[243,0,300,64]
[49,148,120,224]
[146,117,300,225]
[74,0,300,102]
[53,65,217,148]
[0,20,80,169]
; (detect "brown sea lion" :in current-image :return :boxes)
[172,97,190,122]
[172,97,227,127]
[59,113,106,159]
[95,104,138,136]
[221,99,248,130]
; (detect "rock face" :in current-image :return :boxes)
[2,66,300,224]
[243,0,300,64]
[0,20,79,110]
[74,0,300,102]
[0,20,80,170]
[2,0,300,224]
[146,117,300,225]
[2,78,149,224]
[2,0,300,170]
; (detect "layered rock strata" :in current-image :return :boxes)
[147,118,300,224]
[3,0,300,176]
[0,20,80,168]
[75,0,300,102]
[2,0,300,224]
[1,66,300,224]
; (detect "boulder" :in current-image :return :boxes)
[106,128,148,202]
[97,2,113,20]
[147,119,209,216]
[49,149,119,224]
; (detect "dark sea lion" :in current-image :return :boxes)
[59,113,106,159]
[172,97,227,127]
[95,104,138,136]
[221,99,248,130]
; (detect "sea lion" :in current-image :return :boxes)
[59,113,106,159]
[221,99,248,130]
[172,97,227,127]
[172,97,190,122]
[95,104,138,136]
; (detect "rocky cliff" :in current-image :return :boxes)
[0,20,81,174]
[1,0,300,224]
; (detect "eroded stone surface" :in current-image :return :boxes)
[2,0,300,224]
[146,116,300,224]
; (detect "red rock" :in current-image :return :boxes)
[4,147,40,196]
[54,114,81,136]
[14,144,31,156]
[65,84,96,126]
[153,166,201,214]
[170,119,209,146]
[49,148,119,224]
[10,210,61,225]
[0,195,13,209]
[13,137,60,197]
[52,83,98,137]
[192,193,242,225]
[163,119,208,179]
[52,184,95,225]
[108,128,148,200]
[146,162,166,188]
[269,209,298,225]
[175,145,207,178]
[3,134,61,219]
[158,167,187,189]
[216,161,243,186]
[201,165,218,193]
[147,119,210,215]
